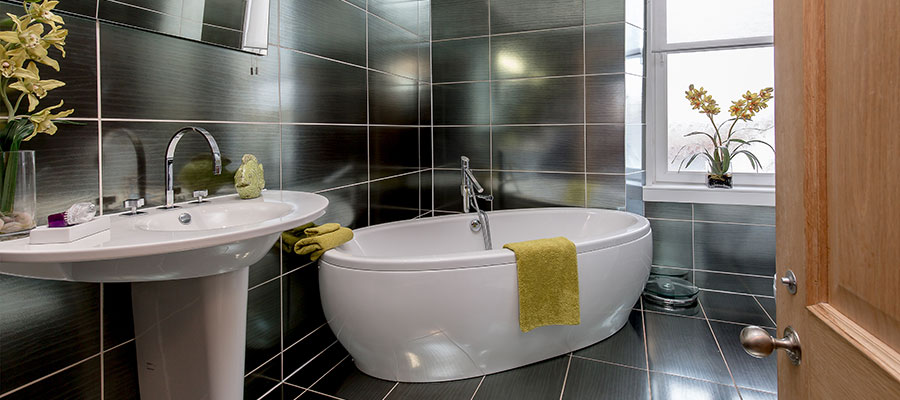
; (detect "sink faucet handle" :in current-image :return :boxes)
[192,190,209,203]
[476,194,494,202]
[123,197,145,215]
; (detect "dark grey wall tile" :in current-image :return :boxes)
[419,84,433,124]
[563,358,650,400]
[249,245,282,289]
[492,77,584,124]
[432,82,490,125]
[104,342,139,400]
[21,123,99,225]
[101,122,280,211]
[246,279,282,373]
[586,124,625,173]
[371,127,420,178]
[693,271,774,297]
[371,174,421,225]
[315,183,369,230]
[283,326,337,378]
[2,356,101,400]
[369,72,419,125]
[0,276,99,392]
[493,125,585,172]
[432,37,490,82]
[587,173,626,210]
[420,127,433,167]
[490,27,583,79]
[282,264,326,346]
[694,222,776,276]
[418,40,432,82]
[98,1,182,37]
[279,0,366,66]
[757,296,775,322]
[649,218,692,268]
[369,14,420,79]
[100,23,279,122]
[370,0,420,34]
[432,0,489,40]
[626,173,643,214]
[490,0,583,34]
[586,23,625,74]
[280,49,367,124]
[644,313,733,385]
[693,204,775,225]
[281,125,368,193]
[286,342,348,388]
[493,171,585,209]
[54,0,98,18]
[0,7,98,118]
[434,169,489,211]
[586,74,625,123]
[644,202,692,220]
[421,170,433,212]
[586,0,625,25]
[103,283,134,349]
[433,126,490,168]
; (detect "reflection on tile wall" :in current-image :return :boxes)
[645,202,776,297]
[430,0,645,214]
[1,0,430,398]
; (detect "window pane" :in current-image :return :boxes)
[666,47,775,174]
[666,0,773,44]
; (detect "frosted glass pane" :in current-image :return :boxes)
[666,0,773,44]
[666,47,775,173]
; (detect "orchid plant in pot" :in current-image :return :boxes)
[0,0,73,236]
[674,84,774,189]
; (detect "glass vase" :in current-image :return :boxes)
[706,173,733,189]
[0,150,37,238]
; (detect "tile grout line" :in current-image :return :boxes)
[697,299,743,399]
[645,215,776,228]
[582,0,588,208]
[381,381,400,400]
[572,355,646,372]
[752,295,776,327]
[559,353,573,400]
[366,5,371,228]
[282,341,339,384]
[691,203,696,283]
[306,354,351,395]
[650,264,775,281]
[431,20,638,43]
[487,0,494,211]
[641,308,775,329]
[99,283,105,400]
[432,71,638,85]
[469,376,485,400]
[641,298,652,400]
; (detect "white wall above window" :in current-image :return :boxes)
[645,0,776,206]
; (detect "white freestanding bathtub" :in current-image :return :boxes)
[319,207,652,382]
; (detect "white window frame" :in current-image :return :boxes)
[644,0,775,206]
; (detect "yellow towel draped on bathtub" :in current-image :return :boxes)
[503,237,580,333]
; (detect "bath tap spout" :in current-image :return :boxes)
[461,156,493,250]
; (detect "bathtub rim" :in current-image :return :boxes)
[321,207,651,272]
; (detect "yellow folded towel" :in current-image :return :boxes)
[503,237,580,333]
[304,223,340,236]
[294,227,354,261]
[281,222,316,252]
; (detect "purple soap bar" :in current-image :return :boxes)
[48,212,68,228]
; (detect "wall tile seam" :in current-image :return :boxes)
[432,72,626,85]
[95,119,429,128]
[0,351,102,399]
[645,216,775,227]
[431,19,634,43]
[432,167,631,176]
[279,46,426,83]
[650,264,774,280]
[335,0,423,38]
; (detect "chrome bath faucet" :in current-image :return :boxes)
[460,156,493,250]
[163,127,222,209]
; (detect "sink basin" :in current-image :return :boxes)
[0,190,329,400]
[137,201,294,232]
[0,190,328,282]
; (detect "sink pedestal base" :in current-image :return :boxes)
[131,267,249,400]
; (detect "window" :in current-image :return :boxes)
[646,0,775,203]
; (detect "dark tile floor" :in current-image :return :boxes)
[258,290,776,400]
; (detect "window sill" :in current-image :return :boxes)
[643,183,775,207]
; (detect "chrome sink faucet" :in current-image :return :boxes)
[163,127,222,209]
[460,156,493,250]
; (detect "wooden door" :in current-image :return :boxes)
[774,0,900,398]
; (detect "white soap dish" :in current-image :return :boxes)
[29,216,111,244]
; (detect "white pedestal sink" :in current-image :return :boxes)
[0,190,328,400]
